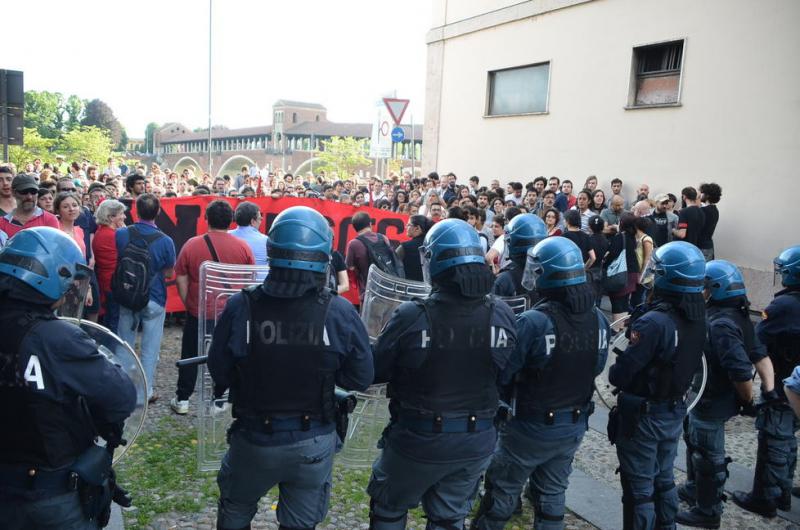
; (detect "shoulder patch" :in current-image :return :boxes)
[629,330,641,346]
[762,310,768,320]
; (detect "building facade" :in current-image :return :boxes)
[155,100,422,180]
[422,0,800,308]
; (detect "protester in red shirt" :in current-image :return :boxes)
[0,174,59,238]
[171,200,255,415]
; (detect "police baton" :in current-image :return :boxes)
[176,355,208,367]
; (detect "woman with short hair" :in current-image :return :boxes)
[92,199,127,331]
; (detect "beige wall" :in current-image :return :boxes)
[423,0,800,308]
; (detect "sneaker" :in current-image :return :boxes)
[732,491,777,518]
[170,397,189,415]
[211,399,229,415]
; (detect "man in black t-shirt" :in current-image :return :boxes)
[647,193,678,247]
[674,186,705,248]
[697,182,722,261]
[562,210,596,269]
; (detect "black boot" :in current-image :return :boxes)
[778,489,791,511]
[678,483,696,506]
[675,507,720,529]
[732,491,777,518]
[792,486,800,498]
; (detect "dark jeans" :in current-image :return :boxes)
[176,314,200,401]
[102,291,120,335]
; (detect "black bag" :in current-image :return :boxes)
[110,226,163,311]
[357,234,403,277]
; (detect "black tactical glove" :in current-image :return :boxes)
[762,389,780,402]
[96,422,127,450]
[109,469,132,508]
[739,399,757,417]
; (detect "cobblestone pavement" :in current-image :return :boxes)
[120,320,796,529]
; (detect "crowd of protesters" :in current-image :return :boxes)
[0,155,722,409]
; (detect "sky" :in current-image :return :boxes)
[4,0,431,138]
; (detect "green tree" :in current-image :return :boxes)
[7,128,56,169]
[118,129,129,152]
[64,95,85,131]
[58,126,114,165]
[82,99,123,146]
[315,136,370,179]
[24,90,65,138]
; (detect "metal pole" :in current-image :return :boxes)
[207,0,213,177]
[410,113,414,178]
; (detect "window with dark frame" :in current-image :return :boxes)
[487,62,550,116]
[631,40,684,106]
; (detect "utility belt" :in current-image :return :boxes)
[397,413,495,433]
[237,414,328,434]
[0,464,79,495]
[515,401,595,425]
[608,393,685,445]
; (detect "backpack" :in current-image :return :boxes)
[111,226,164,311]
[356,234,403,278]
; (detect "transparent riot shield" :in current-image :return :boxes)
[58,317,147,463]
[337,384,391,468]
[197,261,269,472]
[594,318,708,411]
[55,275,91,319]
[360,264,430,342]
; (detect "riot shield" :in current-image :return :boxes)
[197,261,268,472]
[337,384,391,468]
[360,264,430,342]
[594,318,708,411]
[58,317,147,463]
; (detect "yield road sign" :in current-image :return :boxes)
[382,98,409,125]
[391,127,405,143]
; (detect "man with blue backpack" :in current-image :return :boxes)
[113,193,175,403]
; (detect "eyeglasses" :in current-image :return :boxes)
[16,189,38,196]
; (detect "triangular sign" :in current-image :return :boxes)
[383,98,410,125]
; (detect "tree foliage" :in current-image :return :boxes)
[315,137,370,179]
[24,90,65,138]
[8,128,56,169]
[58,127,115,165]
[64,95,85,131]
[82,99,124,147]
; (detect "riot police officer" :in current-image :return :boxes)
[368,218,516,530]
[473,237,610,530]
[0,227,136,529]
[676,260,772,528]
[608,241,707,530]
[493,213,547,303]
[733,244,800,518]
[207,206,374,530]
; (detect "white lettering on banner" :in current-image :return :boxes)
[545,334,557,357]
[24,355,44,390]
[491,326,508,348]
[598,329,608,350]
[420,329,431,348]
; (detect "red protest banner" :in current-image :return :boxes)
[124,196,409,312]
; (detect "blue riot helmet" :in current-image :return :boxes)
[521,237,586,291]
[267,206,332,273]
[504,214,548,259]
[640,241,705,294]
[774,245,800,287]
[704,260,747,301]
[0,226,90,302]
[419,218,485,284]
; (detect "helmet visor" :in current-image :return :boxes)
[774,260,783,286]
[521,249,542,291]
[419,245,432,285]
[639,255,658,290]
[502,232,511,263]
[57,272,91,319]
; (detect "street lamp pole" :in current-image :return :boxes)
[207,0,213,177]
